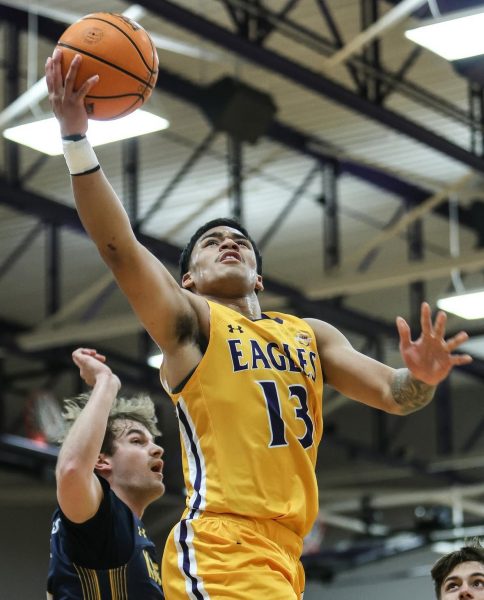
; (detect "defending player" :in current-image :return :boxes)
[45,49,472,599]
[431,540,484,599]
[47,348,165,599]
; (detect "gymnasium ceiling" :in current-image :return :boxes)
[3,0,484,582]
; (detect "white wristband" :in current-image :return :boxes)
[62,136,100,176]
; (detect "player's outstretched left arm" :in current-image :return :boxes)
[307,302,472,415]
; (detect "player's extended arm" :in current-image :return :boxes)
[56,348,120,523]
[307,303,472,415]
[45,50,198,353]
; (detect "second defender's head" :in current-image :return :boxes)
[431,542,484,599]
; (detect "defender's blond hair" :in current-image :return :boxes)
[60,393,161,455]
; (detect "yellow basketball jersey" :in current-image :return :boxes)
[166,300,323,538]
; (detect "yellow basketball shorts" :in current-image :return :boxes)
[161,510,305,599]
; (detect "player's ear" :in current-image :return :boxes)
[255,274,264,292]
[181,272,194,290]
[95,454,112,475]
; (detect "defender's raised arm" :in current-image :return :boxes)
[56,348,120,523]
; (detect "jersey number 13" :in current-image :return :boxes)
[257,380,314,449]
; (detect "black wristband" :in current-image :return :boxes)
[61,134,86,142]
[71,164,101,176]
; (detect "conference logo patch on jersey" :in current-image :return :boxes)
[295,331,311,347]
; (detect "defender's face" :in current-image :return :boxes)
[182,226,263,296]
[106,419,165,501]
[440,561,484,599]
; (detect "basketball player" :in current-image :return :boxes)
[431,541,484,599]
[46,49,472,599]
[47,348,165,599]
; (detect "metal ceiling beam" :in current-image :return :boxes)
[0,6,481,369]
[344,171,474,268]
[215,0,472,127]
[152,61,434,204]
[254,0,301,45]
[384,0,484,18]
[0,5,476,229]
[0,180,181,264]
[138,130,218,227]
[141,0,484,173]
[32,272,114,331]
[152,63,478,232]
[0,315,163,395]
[6,182,484,382]
[0,178,396,339]
[0,1,473,128]
[0,3,428,202]
[325,0,426,68]
[271,122,425,200]
[307,247,484,298]
[315,0,362,90]
[259,164,319,250]
[0,221,43,281]
[17,313,143,351]
[323,482,484,513]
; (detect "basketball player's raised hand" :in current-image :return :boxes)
[45,49,99,137]
[396,302,472,386]
[72,348,121,391]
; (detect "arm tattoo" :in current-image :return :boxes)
[391,368,436,415]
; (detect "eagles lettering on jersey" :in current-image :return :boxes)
[227,337,317,381]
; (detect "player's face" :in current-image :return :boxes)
[182,226,263,297]
[440,561,484,599]
[107,420,165,501]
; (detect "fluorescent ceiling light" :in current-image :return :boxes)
[459,335,484,360]
[437,289,484,319]
[3,110,169,156]
[405,8,484,60]
[147,353,164,369]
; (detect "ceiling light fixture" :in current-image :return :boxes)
[3,110,169,156]
[437,289,484,320]
[405,7,484,60]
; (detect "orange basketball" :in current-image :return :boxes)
[56,12,159,120]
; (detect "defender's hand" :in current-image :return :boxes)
[71,348,121,390]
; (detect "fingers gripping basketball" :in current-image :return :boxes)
[56,12,159,120]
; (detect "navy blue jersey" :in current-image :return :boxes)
[47,477,164,599]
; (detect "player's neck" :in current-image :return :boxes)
[205,294,262,320]
[112,486,147,518]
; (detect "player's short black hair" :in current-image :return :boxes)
[431,541,484,598]
[179,218,263,279]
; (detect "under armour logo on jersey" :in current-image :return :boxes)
[138,526,147,538]
[228,324,244,333]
